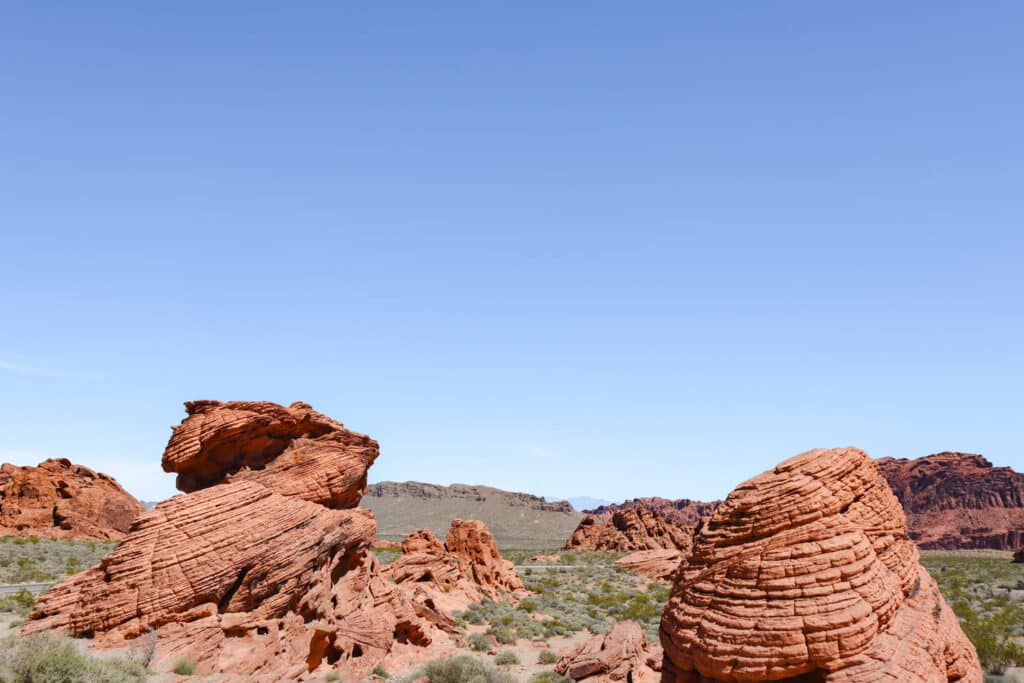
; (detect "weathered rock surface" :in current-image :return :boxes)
[1014,548,1024,564]
[615,549,684,581]
[565,507,694,553]
[878,452,1024,550]
[585,497,721,529]
[555,620,662,682]
[660,447,981,683]
[28,400,452,682]
[385,520,525,609]
[0,458,144,540]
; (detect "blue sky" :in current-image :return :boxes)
[1,3,1021,503]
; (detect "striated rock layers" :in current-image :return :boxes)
[0,458,144,540]
[586,497,721,529]
[615,549,684,582]
[878,452,1024,550]
[28,400,454,681]
[384,521,525,613]
[555,620,662,682]
[660,447,981,683]
[565,507,694,553]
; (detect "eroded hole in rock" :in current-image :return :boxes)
[351,644,363,658]
[325,640,343,665]
[257,626,269,636]
[777,673,827,683]
[218,566,251,612]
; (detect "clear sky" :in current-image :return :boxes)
[1,3,1021,503]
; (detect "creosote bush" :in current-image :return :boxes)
[0,632,148,683]
[537,649,559,665]
[409,655,514,683]
[494,651,520,666]
[172,658,197,675]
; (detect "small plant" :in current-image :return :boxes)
[529,672,573,683]
[517,598,538,612]
[173,658,198,675]
[412,655,514,683]
[371,664,389,678]
[495,651,520,666]
[0,632,148,682]
[468,632,492,651]
[537,649,559,665]
[326,673,341,682]
[487,626,516,645]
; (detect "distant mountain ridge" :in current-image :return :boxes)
[364,481,581,549]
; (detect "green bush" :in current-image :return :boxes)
[468,632,492,651]
[326,673,342,682]
[487,626,516,645]
[517,599,538,612]
[372,664,389,678]
[494,651,519,666]
[0,632,148,682]
[529,672,573,683]
[0,589,35,616]
[173,658,197,675]
[537,649,559,665]
[411,655,514,683]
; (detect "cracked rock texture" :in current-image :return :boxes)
[0,458,144,540]
[659,447,981,683]
[566,507,695,553]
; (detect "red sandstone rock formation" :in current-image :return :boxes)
[614,549,683,581]
[555,621,662,682]
[878,452,1024,550]
[585,497,721,529]
[660,447,981,683]
[384,520,525,610]
[446,518,525,595]
[0,458,144,540]
[28,401,452,682]
[565,507,694,553]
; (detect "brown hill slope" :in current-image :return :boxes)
[364,481,581,548]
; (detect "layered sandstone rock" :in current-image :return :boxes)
[565,507,694,553]
[585,497,721,529]
[384,520,525,609]
[615,549,684,581]
[0,458,144,540]
[660,447,981,683]
[878,452,1024,550]
[28,401,451,682]
[555,620,662,682]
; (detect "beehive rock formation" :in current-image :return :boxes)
[878,452,1024,550]
[615,549,684,581]
[565,507,694,553]
[28,401,451,682]
[659,447,981,683]
[0,458,144,540]
[385,520,525,610]
[585,497,721,529]
[555,620,662,682]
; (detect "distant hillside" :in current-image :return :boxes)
[364,481,582,549]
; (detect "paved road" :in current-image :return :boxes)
[0,582,52,597]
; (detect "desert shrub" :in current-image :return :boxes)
[173,658,197,675]
[468,632,492,651]
[495,651,519,666]
[487,626,516,645]
[372,664,390,678]
[0,632,148,682]
[411,655,514,683]
[529,672,573,683]
[537,649,559,665]
[326,672,342,682]
[0,589,35,616]
[518,599,538,612]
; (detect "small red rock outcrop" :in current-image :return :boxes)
[615,549,684,582]
[585,497,721,529]
[28,401,452,682]
[565,507,694,553]
[385,520,525,608]
[878,452,1024,550]
[0,458,144,540]
[660,447,982,683]
[555,620,662,682]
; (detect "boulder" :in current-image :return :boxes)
[446,518,525,596]
[555,620,661,682]
[614,549,684,581]
[28,400,451,682]
[0,458,144,540]
[659,447,982,683]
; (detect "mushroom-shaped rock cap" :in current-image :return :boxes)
[659,447,982,683]
[162,400,378,508]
